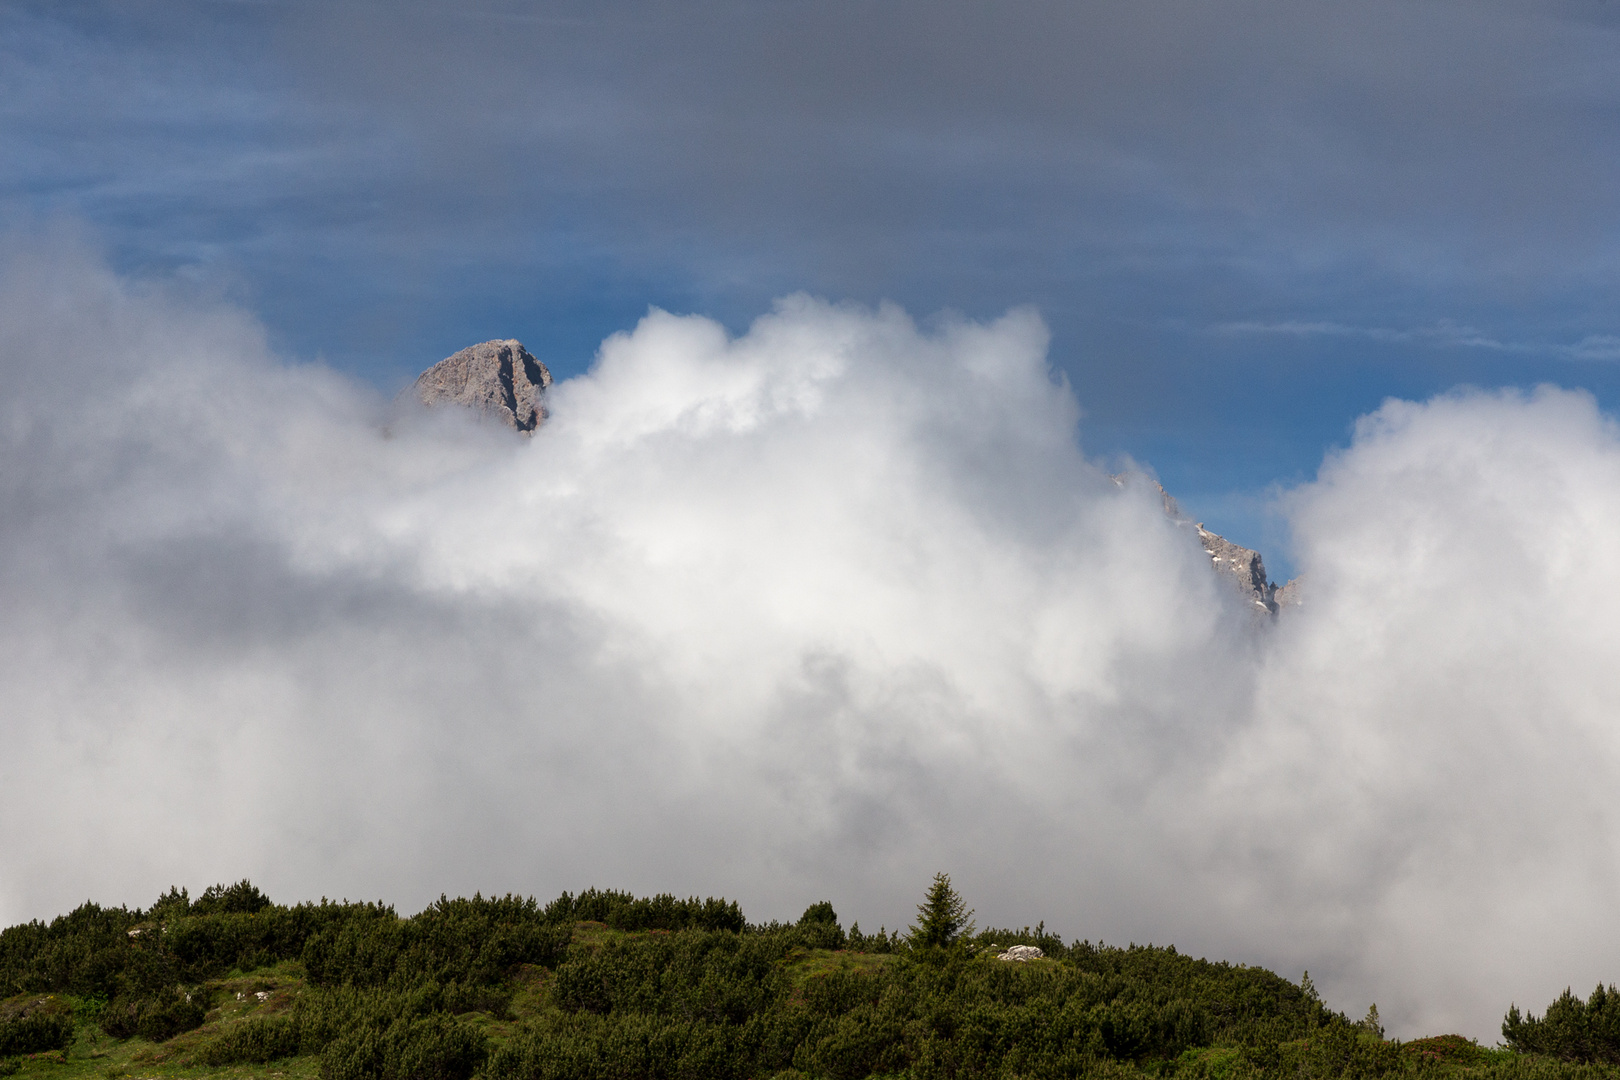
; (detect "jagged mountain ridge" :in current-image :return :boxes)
[1126,477,1301,614]
[411,341,1299,610]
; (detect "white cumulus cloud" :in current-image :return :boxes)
[1,237,1617,1040]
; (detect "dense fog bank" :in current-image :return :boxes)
[2,240,1617,1040]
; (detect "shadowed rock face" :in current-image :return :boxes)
[413,339,552,432]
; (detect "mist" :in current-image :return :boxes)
[1,239,1616,1041]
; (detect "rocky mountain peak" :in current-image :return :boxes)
[413,339,552,432]
[1125,476,1302,615]
[1196,524,1280,614]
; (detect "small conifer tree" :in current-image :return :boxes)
[910,872,975,949]
[799,901,838,926]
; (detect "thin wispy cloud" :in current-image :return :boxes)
[1215,318,1620,361]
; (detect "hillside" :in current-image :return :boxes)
[0,880,1610,1080]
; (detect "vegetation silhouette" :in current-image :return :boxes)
[907,873,974,951]
[0,877,1612,1079]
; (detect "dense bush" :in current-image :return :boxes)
[0,890,392,999]
[10,877,1620,1080]
[99,989,208,1042]
[798,902,838,928]
[1506,985,1620,1063]
[0,1005,73,1056]
[843,922,901,954]
[172,881,1343,1080]
[321,1013,488,1080]
[196,1013,302,1065]
[197,982,489,1080]
[0,878,1360,1080]
[0,902,149,1000]
[191,881,273,917]
[542,889,745,934]
[483,1012,745,1080]
[302,895,572,989]
[530,923,1330,1078]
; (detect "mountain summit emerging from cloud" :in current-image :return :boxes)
[3,242,1619,1044]
[413,340,553,432]
[10,0,1620,547]
[416,339,1301,614]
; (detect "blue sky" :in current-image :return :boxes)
[8,0,1620,571]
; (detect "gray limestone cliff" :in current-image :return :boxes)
[1129,476,1300,615]
[1196,525,1279,614]
[413,339,552,432]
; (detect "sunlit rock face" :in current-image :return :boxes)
[1273,576,1303,609]
[1196,525,1279,615]
[1136,477,1294,614]
[413,339,552,432]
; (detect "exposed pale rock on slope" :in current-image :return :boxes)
[413,339,552,432]
[997,945,1046,962]
[1126,477,1300,614]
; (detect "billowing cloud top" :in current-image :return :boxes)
[1,240,1618,1041]
[10,0,1620,532]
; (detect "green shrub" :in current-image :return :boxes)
[134,992,207,1042]
[483,1013,743,1080]
[190,881,272,917]
[301,895,571,989]
[0,884,379,1001]
[320,1014,485,1080]
[1403,1034,1491,1066]
[99,991,206,1042]
[197,1015,302,1064]
[542,889,745,933]
[0,877,1425,1080]
[1505,984,1620,1063]
[0,1008,73,1056]
[1294,1021,1401,1079]
[843,923,900,954]
[794,996,912,1080]
[797,902,837,927]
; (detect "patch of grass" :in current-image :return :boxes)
[0,1023,319,1080]
[563,920,665,954]
[1166,1045,1243,1079]
[500,965,551,1028]
[219,960,304,985]
[778,947,895,985]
